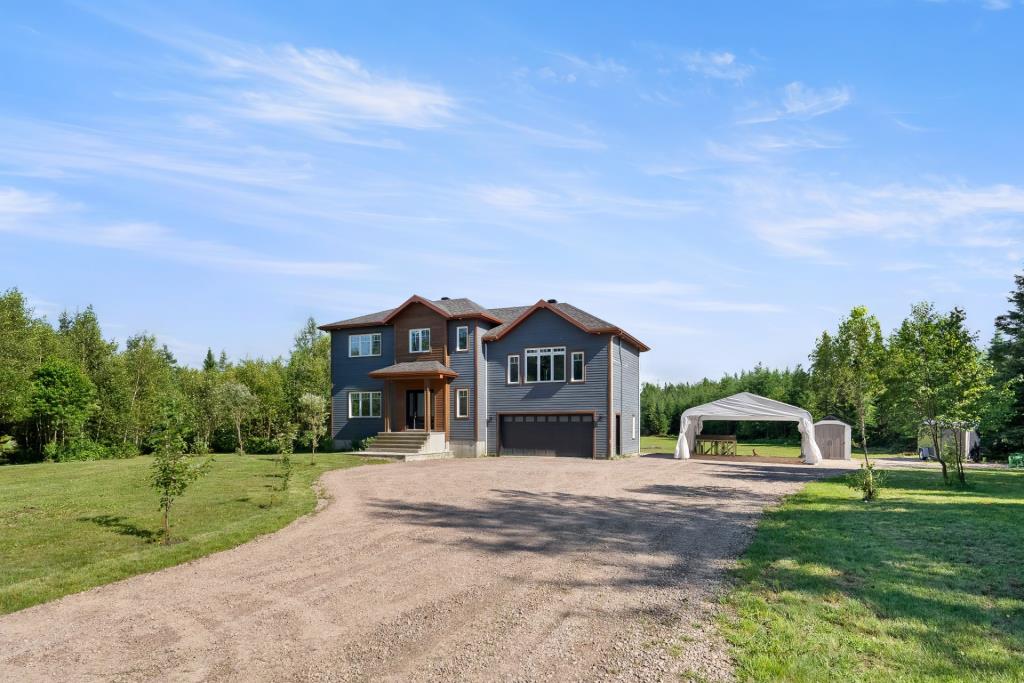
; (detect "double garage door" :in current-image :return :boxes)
[499,413,594,458]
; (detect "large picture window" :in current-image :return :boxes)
[570,351,585,382]
[524,347,566,383]
[348,333,382,357]
[456,388,469,418]
[507,355,520,384]
[348,391,382,418]
[409,328,431,353]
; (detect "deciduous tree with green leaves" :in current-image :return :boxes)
[215,380,257,453]
[297,392,328,461]
[886,303,992,485]
[834,306,886,461]
[29,358,96,455]
[149,402,212,543]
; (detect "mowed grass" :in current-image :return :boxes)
[640,435,804,457]
[0,453,384,615]
[721,468,1024,682]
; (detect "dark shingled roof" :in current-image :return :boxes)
[368,361,458,378]
[320,296,649,351]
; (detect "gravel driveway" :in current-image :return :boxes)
[0,455,850,682]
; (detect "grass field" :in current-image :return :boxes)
[640,435,804,457]
[721,468,1024,682]
[0,453,383,615]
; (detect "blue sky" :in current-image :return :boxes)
[2,1,1023,382]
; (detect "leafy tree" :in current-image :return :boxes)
[287,318,330,419]
[215,381,257,453]
[809,330,845,419]
[149,403,212,543]
[0,288,59,435]
[886,303,991,485]
[115,335,179,448]
[297,392,328,460]
[990,273,1024,452]
[834,306,886,460]
[29,358,96,454]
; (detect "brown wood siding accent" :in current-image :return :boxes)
[392,302,448,364]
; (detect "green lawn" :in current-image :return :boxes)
[640,435,804,457]
[0,453,384,615]
[721,468,1024,682]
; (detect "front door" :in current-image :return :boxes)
[406,390,425,430]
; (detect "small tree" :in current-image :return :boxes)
[149,404,212,543]
[834,306,886,462]
[297,392,328,461]
[215,380,256,454]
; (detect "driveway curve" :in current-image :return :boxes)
[0,455,849,682]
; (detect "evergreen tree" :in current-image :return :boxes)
[990,273,1024,452]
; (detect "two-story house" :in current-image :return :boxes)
[319,295,648,459]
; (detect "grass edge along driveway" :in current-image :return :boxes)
[0,453,385,615]
[720,468,1024,682]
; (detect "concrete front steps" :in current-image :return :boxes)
[361,430,452,461]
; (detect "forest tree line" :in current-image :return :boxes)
[642,273,1024,456]
[0,288,330,462]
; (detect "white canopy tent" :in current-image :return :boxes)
[674,392,823,465]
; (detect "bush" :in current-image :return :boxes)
[105,441,140,459]
[244,436,277,454]
[845,461,887,501]
[352,435,376,452]
[274,424,298,455]
[44,438,109,462]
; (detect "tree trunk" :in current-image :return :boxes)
[235,418,244,454]
[162,503,170,545]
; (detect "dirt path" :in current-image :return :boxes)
[0,455,850,682]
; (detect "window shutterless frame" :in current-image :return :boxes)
[506,354,521,384]
[524,346,566,383]
[348,333,382,357]
[569,350,585,383]
[456,388,469,418]
[409,327,431,353]
[348,391,382,418]
[455,325,469,352]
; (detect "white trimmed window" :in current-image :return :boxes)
[525,347,566,383]
[456,326,469,352]
[456,388,469,418]
[409,328,431,353]
[570,351,585,382]
[507,355,520,384]
[348,391,382,418]
[348,333,381,357]
[631,415,637,439]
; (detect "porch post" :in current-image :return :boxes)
[383,379,391,433]
[423,378,431,432]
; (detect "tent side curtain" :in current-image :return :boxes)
[673,392,822,465]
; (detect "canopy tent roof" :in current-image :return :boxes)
[673,392,822,464]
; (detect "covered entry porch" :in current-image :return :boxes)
[368,361,457,454]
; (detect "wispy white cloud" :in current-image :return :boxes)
[667,300,786,313]
[982,0,1012,10]
[879,261,937,272]
[679,50,754,81]
[738,81,852,124]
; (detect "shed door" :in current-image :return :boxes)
[499,414,592,457]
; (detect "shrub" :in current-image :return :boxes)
[244,436,277,454]
[845,461,887,501]
[352,435,376,452]
[274,424,298,455]
[44,438,108,462]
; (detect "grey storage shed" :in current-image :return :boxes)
[814,417,852,460]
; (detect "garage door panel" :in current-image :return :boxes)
[499,414,592,457]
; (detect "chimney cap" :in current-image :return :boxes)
[546,298,558,304]
[440,296,451,300]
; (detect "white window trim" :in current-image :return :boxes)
[569,351,585,383]
[524,346,566,384]
[348,332,382,358]
[455,325,469,352]
[348,391,382,418]
[507,354,520,384]
[409,327,431,354]
[631,415,637,440]
[456,388,470,418]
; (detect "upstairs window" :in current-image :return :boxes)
[456,326,469,352]
[507,355,520,384]
[570,351,585,382]
[349,333,382,357]
[409,328,431,353]
[525,347,566,383]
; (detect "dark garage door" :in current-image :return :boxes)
[499,414,593,457]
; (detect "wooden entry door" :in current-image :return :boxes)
[406,390,425,430]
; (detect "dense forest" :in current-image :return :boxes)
[643,274,1024,456]
[0,288,329,463]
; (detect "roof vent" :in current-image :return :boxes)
[547,298,558,304]
[440,296,451,300]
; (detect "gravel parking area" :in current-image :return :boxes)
[0,455,851,682]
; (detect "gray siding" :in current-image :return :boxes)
[447,321,476,444]
[476,321,492,446]
[330,326,394,446]
[612,338,641,455]
[485,308,611,457]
